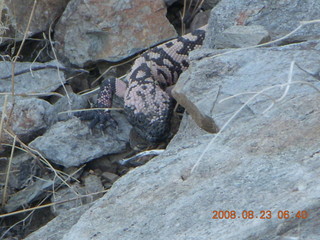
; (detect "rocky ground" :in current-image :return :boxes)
[1,0,320,239]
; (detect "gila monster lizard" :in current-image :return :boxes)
[79,25,206,142]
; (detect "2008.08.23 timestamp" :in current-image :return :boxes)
[211,210,309,220]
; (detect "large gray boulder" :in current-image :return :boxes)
[173,42,320,133]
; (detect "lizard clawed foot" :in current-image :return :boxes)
[76,109,118,132]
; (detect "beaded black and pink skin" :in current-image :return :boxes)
[79,26,206,142]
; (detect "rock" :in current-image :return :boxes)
[1,0,69,42]
[0,152,39,207]
[0,61,66,105]
[54,0,177,66]
[24,204,92,240]
[57,41,320,239]
[22,2,320,239]
[175,40,320,132]
[202,0,220,9]
[82,174,104,200]
[88,156,119,173]
[2,98,53,143]
[1,153,39,190]
[28,39,320,240]
[51,174,104,216]
[29,116,131,168]
[164,0,179,6]
[101,172,119,183]
[205,0,320,48]
[4,174,59,213]
[214,25,270,48]
[172,80,218,134]
[165,0,219,9]
[190,9,211,31]
[50,184,83,216]
[50,92,88,123]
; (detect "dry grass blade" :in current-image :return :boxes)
[0,92,64,98]
[48,20,71,111]
[31,32,49,64]
[191,0,205,20]
[0,162,86,239]
[11,0,38,98]
[180,0,188,34]
[2,135,16,206]
[0,64,88,80]
[0,94,8,143]
[0,0,3,19]
[60,107,124,115]
[0,189,108,219]
[0,205,37,239]
[180,0,205,34]
[0,0,5,40]
[92,57,135,86]
[262,60,294,114]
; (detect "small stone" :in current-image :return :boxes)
[214,25,271,48]
[101,172,119,183]
[51,174,104,216]
[3,98,53,143]
[50,93,88,123]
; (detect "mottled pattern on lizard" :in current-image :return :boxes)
[80,25,206,142]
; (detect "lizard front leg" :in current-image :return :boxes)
[77,77,126,130]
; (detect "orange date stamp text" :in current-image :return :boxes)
[211,210,309,220]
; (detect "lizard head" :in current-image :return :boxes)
[124,83,173,143]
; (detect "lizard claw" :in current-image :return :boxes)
[76,109,118,131]
[89,110,118,130]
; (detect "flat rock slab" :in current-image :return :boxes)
[0,61,66,105]
[55,0,177,66]
[173,41,320,132]
[29,115,131,168]
[205,0,320,48]
[4,176,58,213]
